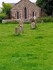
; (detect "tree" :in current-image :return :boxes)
[2,2,12,18]
[0,12,7,22]
[36,0,53,16]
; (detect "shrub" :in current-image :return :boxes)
[0,13,7,22]
[36,16,53,23]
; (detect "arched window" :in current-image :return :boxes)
[32,12,36,17]
[24,7,27,19]
[17,12,19,19]
[33,11,34,17]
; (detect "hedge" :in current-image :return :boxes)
[36,16,53,23]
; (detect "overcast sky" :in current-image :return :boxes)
[0,0,36,7]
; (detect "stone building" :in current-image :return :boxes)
[11,0,41,21]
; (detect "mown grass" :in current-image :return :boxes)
[0,22,53,70]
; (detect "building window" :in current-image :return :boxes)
[24,7,27,19]
[33,11,34,17]
[17,12,19,19]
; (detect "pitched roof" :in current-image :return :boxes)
[10,3,16,6]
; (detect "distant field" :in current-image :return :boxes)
[0,22,53,70]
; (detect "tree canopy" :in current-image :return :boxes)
[2,2,12,18]
[36,0,53,16]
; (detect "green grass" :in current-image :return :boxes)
[0,22,53,70]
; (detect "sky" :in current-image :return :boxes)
[0,0,36,7]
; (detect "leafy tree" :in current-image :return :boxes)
[36,0,53,16]
[0,12,7,22]
[2,2,12,18]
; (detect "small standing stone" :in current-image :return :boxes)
[15,26,19,35]
[31,22,35,29]
[19,25,23,33]
[30,18,36,29]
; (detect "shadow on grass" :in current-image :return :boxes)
[48,51,52,53]
[9,34,22,38]
[35,35,44,39]
[11,53,38,60]
[0,64,7,70]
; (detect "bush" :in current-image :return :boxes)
[0,13,7,22]
[36,16,53,23]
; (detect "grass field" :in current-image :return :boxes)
[0,22,53,70]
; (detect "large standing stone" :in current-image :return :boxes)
[19,19,23,33]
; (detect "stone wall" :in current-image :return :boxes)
[11,0,41,21]
[2,19,19,23]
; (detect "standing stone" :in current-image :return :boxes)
[19,20,23,33]
[15,26,19,35]
[19,10,24,33]
[31,22,35,29]
[30,18,36,29]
